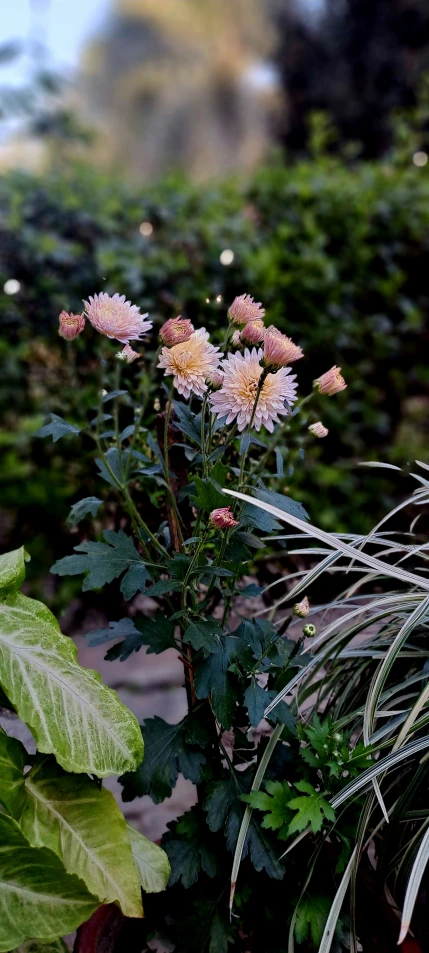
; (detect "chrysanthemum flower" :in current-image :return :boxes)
[207,369,225,389]
[158,328,221,399]
[231,330,242,347]
[209,506,239,530]
[58,311,85,341]
[314,366,347,396]
[210,348,297,432]
[241,319,266,345]
[116,344,141,363]
[160,316,194,346]
[84,293,152,343]
[228,294,265,325]
[308,421,329,438]
[294,596,310,618]
[263,331,303,367]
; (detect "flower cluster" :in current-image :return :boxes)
[58,290,346,435]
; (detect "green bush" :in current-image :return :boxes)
[1,156,428,587]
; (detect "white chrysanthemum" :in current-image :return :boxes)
[158,328,221,399]
[84,293,152,343]
[210,347,297,432]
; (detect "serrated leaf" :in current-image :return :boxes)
[172,401,202,446]
[66,497,102,527]
[51,529,150,597]
[127,824,170,893]
[252,488,309,522]
[0,814,97,952]
[0,546,27,592]
[244,678,267,728]
[295,895,331,947]
[121,715,206,804]
[288,780,335,835]
[183,619,223,656]
[102,389,128,403]
[164,811,217,888]
[240,583,264,598]
[244,780,292,832]
[86,618,138,647]
[142,579,182,597]
[0,586,143,776]
[34,414,80,443]
[191,477,227,511]
[194,636,241,729]
[1,744,142,918]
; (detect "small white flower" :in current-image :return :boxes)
[210,347,297,432]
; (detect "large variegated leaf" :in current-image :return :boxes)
[0,814,97,952]
[12,941,69,952]
[0,546,27,593]
[128,823,171,893]
[0,738,143,918]
[0,589,143,776]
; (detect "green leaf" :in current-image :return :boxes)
[0,588,143,776]
[194,636,241,729]
[51,529,150,597]
[0,546,27,593]
[172,401,202,446]
[121,715,206,804]
[66,497,102,527]
[183,619,223,655]
[34,414,80,443]
[164,811,217,888]
[89,613,176,659]
[0,744,143,918]
[288,780,336,835]
[102,389,128,403]
[209,912,232,953]
[95,447,124,487]
[244,678,267,728]
[244,780,293,834]
[0,814,97,952]
[0,732,27,815]
[295,895,331,947]
[252,488,309,522]
[127,824,170,893]
[142,579,182,597]
[12,940,70,952]
[86,618,138,647]
[191,477,227,511]
[204,773,252,852]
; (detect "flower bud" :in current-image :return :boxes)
[209,506,239,530]
[313,366,346,396]
[241,319,266,345]
[231,330,242,347]
[207,369,225,389]
[308,421,329,438]
[116,344,141,363]
[160,316,194,346]
[263,331,303,368]
[228,294,265,325]
[303,623,317,637]
[293,596,310,618]
[58,311,85,341]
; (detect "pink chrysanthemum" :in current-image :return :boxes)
[58,311,85,341]
[314,366,347,396]
[160,316,194,346]
[241,319,266,345]
[231,330,242,347]
[84,293,152,343]
[308,421,329,438]
[117,344,141,363]
[263,331,303,367]
[228,294,265,325]
[158,328,221,399]
[207,369,225,389]
[210,347,297,432]
[294,596,310,618]
[209,506,239,530]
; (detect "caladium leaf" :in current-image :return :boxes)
[0,546,27,593]
[0,814,97,952]
[0,740,143,918]
[0,587,143,776]
[127,824,171,893]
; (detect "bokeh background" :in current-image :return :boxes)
[1,0,429,605]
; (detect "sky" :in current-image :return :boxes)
[0,0,110,82]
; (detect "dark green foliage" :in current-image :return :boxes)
[66,497,102,527]
[34,414,80,442]
[51,529,150,597]
[120,714,210,804]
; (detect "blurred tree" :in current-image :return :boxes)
[81,0,283,180]
[276,0,429,157]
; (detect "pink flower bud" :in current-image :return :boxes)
[313,366,347,396]
[228,294,265,325]
[207,369,225,389]
[263,331,303,367]
[58,311,85,341]
[294,596,310,618]
[209,506,239,530]
[231,330,242,347]
[241,319,266,345]
[117,344,141,363]
[308,421,329,438]
[160,316,194,346]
